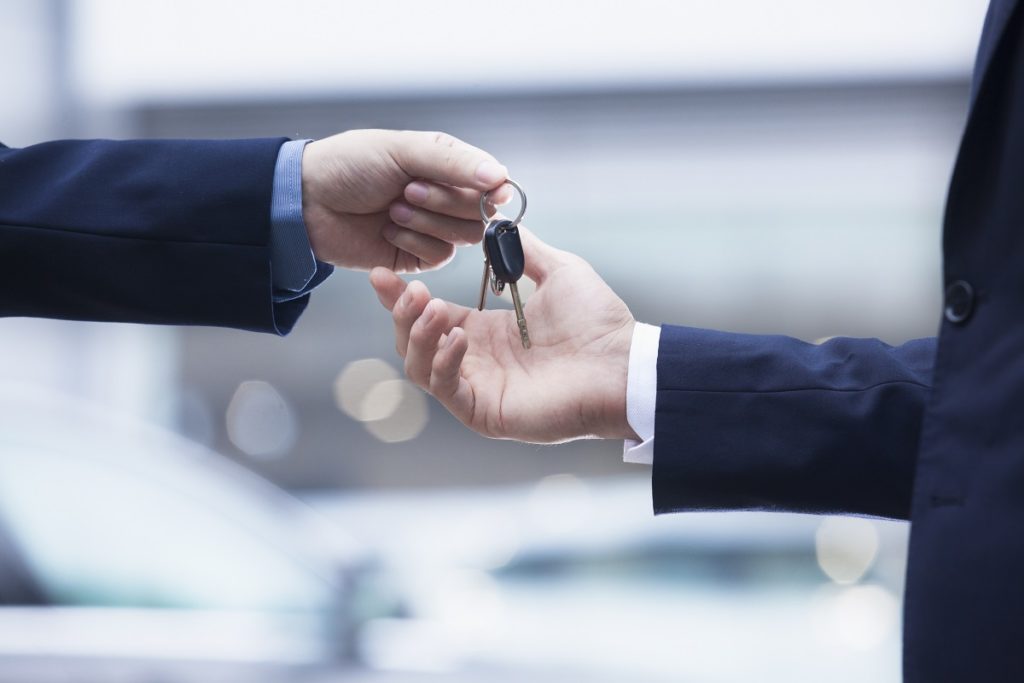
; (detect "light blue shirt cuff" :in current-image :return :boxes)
[270,139,333,302]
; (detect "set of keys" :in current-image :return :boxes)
[477,179,531,349]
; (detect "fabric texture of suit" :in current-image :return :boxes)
[652,1,1024,679]
[0,137,307,334]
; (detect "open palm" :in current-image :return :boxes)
[371,229,637,443]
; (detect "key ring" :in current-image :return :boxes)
[480,178,527,227]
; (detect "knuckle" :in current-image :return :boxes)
[429,366,453,399]
[427,132,465,174]
[393,302,412,325]
[430,131,459,149]
[397,311,419,333]
[409,322,430,345]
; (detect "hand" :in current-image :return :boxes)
[370,229,639,443]
[302,129,512,272]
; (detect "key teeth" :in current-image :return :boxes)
[518,321,531,350]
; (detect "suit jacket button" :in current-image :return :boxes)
[944,280,975,324]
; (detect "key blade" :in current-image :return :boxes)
[478,257,490,311]
[509,282,531,350]
[517,319,531,349]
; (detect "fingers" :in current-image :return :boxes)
[405,298,450,388]
[373,269,474,354]
[519,227,568,284]
[404,181,513,221]
[382,225,455,269]
[429,327,473,418]
[378,280,476,424]
[391,280,432,357]
[389,201,484,246]
[369,267,406,310]
[390,179,516,249]
[391,131,508,192]
[404,304,474,423]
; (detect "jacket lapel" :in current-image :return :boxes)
[971,0,1021,106]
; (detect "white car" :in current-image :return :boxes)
[0,384,369,682]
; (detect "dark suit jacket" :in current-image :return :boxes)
[0,137,307,334]
[652,1,1024,680]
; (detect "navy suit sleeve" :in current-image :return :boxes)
[0,137,308,334]
[652,325,936,520]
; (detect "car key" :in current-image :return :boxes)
[485,219,530,349]
[477,180,531,349]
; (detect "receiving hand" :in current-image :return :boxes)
[302,129,512,272]
[369,229,639,443]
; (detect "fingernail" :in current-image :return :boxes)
[475,160,507,186]
[405,182,430,203]
[382,224,399,240]
[391,203,414,224]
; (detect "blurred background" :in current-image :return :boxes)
[0,0,990,681]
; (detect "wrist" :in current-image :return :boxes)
[587,319,640,441]
[300,139,333,263]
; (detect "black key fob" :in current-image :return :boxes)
[484,219,525,283]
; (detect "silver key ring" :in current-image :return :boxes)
[480,178,527,226]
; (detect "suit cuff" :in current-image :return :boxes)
[623,322,661,465]
[270,139,333,302]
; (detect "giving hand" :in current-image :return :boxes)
[303,129,511,272]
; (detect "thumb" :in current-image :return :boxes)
[519,227,569,284]
[391,130,508,191]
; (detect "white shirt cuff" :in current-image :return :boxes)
[623,322,660,465]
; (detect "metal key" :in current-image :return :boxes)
[477,180,531,349]
[485,219,530,348]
